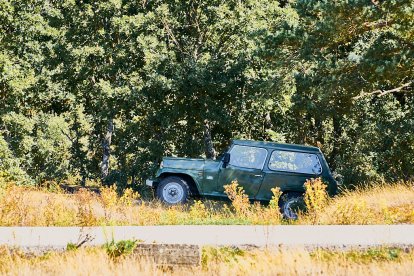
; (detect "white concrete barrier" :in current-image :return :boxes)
[0,225,413,250]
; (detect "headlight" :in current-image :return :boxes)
[160,161,163,169]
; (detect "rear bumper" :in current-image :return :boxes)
[145,179,154,187]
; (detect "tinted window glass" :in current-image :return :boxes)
[229,145,267,169]
[268,150,322,174]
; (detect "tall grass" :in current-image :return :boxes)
[316,183,414,224]
[0,179,413,226]
[0,246,413,275]
[302,178,329,223]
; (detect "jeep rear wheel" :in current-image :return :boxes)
[279,192,305,220]
[156,176,189,205]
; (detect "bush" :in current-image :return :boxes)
[0,135,30,185]
[100,185,141,222]
[224,181,250,217]
[189,200,208,220]
[303,178,329,223]
[104,240,139,259]
[75,188,99,226]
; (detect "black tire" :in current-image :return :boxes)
[279,192,305,220]
[156,176,189,205]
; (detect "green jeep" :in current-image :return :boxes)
[146,140,338,219]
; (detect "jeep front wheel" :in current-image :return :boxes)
[156,176,189,205]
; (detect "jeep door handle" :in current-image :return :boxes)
[253,174,262,177]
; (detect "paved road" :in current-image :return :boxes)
[1,225,414,250]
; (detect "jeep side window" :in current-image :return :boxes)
[268,150,322,174]
[229,145,267,170]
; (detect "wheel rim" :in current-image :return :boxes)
[283,197,302,220]
[162,182,184,204]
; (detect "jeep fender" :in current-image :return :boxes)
[156,170,202,196]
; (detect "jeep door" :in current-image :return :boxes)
[217,145,268,198]
[256,149,323,200]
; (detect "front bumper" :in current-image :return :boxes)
[145,179,154,187]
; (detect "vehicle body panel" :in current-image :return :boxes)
[217,164,264,198]
[155,157,205,193]
[201,160,221,194]
[161,157,205,170]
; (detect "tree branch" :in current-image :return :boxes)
[353,81,413,100]
[162,19,183,53]
[61,129,74,144]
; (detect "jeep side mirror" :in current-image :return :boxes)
[222,153,230,168]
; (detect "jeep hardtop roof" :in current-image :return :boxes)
[232,140,321,153]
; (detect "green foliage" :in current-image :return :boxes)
[0,134,30,184]
[0,0,412,187]
[104,239,139,259]
[1,112,72,182]
[202,246,245,268]
[66,242,78,251]
[264,0,414,185]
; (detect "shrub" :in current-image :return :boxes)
[189,200,208,220]
[202,246,245,269]
[119,188,140,207]
[104,240,139,259]
[303,178,329,223]
[0,185,35,226]
[0,135,30,185]
[100,185,141,222]
[100,185,118,221]
[224,180,250,217]
[43,194,77,226]
[37,180,62,193]
[75,188,99,226]
[269,187,282,210]
[264,187,283,223]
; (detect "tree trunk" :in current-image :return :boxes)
[263,112,273,140]
[72,115,87,187]
[101,118,114,181]
[330,115,342,171]
[315,116,325,146]
[203,119,216,159]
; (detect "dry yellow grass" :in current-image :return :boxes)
[0,182,282,226]
[0,180,413,226]
[0,246,413,276]
[314,183,414,224]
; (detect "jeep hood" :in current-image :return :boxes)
[162,157,205,170]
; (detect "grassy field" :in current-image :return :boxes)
[1,178,414,274]
[0,245,413,275]
[0,177,413,226]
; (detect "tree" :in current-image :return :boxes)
[1,0,413,187]
[262,0,414,183]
